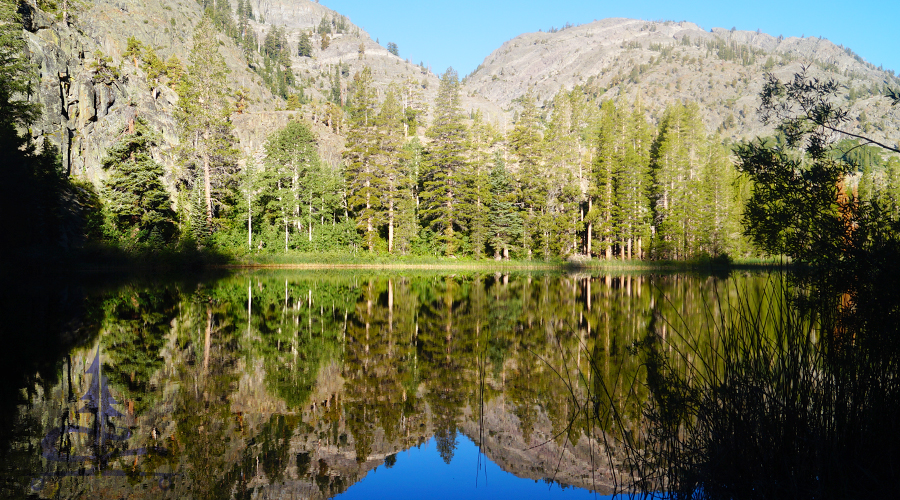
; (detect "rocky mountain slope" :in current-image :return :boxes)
[21,0,508,185]
[22,0,275,182]
[464,18,900,144]
[18,2,900,189]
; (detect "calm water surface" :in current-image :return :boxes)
[0,270,771,499]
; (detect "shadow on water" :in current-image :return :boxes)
[582,269,900,499]
[0,270,231,497]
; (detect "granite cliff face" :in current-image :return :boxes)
[19,0,503,185]
[20,0,274,184]
[17,2,900,190]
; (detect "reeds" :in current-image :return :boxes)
[586,273,900,499]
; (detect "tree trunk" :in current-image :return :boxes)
[587,222,593,257]
[365,175,373,252]
[388,198,394,253]
[587,197,593,257]
[203,150,213,226]
[293,159,300,236]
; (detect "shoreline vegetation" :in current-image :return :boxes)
[7,243,788,274]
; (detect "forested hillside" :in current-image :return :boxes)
[2,0,899,262]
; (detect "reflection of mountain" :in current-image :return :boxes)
[2,272,773,498]
[459,397,622,494]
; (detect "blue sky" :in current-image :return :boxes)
[320,0,898,77]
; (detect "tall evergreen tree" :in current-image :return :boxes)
[651,102,706,259]
[697,139,741,256]
[508,91,545,257]
[394,138,422,255]
[177,16,238,230]
[488,153,523,259]
[881,156,900,221]
[262,121,320,251]
[591,100,622,259]
[101,118,177,246]
[298,31,313,57]
[375,85,409,253]
[421,68,469,255]
[465,112,498,257]
[343,67,381,252]
[544,90,585,256]
[614,102,654,260]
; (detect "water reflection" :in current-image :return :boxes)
[0,271,771,498]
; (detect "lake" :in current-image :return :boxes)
[0,269,777,499]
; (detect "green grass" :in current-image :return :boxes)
[223,251,788,272]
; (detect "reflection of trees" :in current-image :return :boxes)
[343,279,422,462]
[0,279,104,497]
[2,270,788,497]
[169,289,241,500]
[237,278,352,409]
[102,286,179,414]
[417,277,481,463]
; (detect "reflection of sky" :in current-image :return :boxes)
[336,435,610,500]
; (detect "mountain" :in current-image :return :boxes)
[463,18,900,143]
[15,2,900,192]
[21,0,513,183]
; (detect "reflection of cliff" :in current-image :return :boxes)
[460,396,624,495]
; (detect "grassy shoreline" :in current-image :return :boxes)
[224,252,788,272]
[8,243,789,274]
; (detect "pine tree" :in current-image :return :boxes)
[387,42,399,57]
[298,31,313,58]
[101,117,177,246]
[488,153,523,259]
[263,121,320,251]
[508,91,545,257]
[0,0,39,133]
[375,85,409,253]
[591,100,622,259]
[882,156,900,221]
[190,172,211,243]
[177,16,238,230]
[697,139,742,256]
[465,112,498,257]
[421,68,469,255]
[330,65,342,105]
[651,102,707,259]
[614,101,653,260]
[401,76,426,137]
[343,67,381,252]
[394,138,422,255]
[544,90,584,256]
